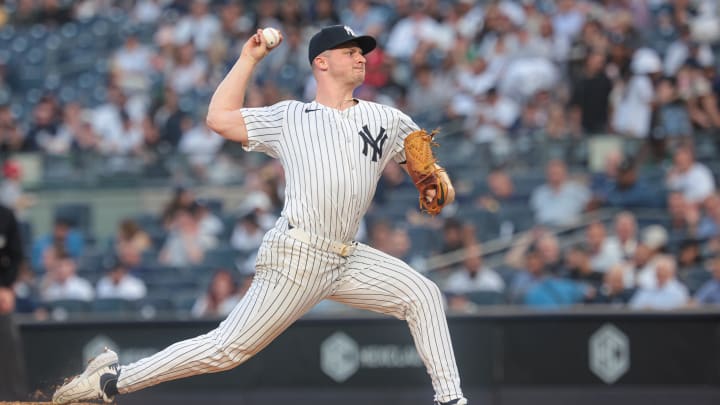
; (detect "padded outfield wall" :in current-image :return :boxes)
[17,309,720,404]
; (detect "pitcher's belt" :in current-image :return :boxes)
[286,227,357,257]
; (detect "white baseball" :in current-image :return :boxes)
[261,27,280,49]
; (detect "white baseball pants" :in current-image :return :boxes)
[116,227,464,403]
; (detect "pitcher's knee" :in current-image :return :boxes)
[410,277,444,312]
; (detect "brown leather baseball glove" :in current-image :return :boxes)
[403,129,453,215]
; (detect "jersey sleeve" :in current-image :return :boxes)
[240,101,290,158]
[392,110,420,164]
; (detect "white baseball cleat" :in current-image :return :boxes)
[52,348,119,404]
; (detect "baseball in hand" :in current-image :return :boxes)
[261,27,281,49]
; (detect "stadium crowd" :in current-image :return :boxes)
[0,0,720,318]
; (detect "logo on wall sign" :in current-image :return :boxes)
[358,125,388,162]
[589,324,630,384]
[83,335,119,365]
[321,332,360,383]
[320,331,423,383]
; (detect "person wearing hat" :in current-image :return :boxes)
[54,26,465,405]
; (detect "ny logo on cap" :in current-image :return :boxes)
[344,26,356,36]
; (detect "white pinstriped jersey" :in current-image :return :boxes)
[241,99,419,242]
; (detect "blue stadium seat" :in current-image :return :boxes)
[54,202,93,236]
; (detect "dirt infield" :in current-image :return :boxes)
[0,403,98,405]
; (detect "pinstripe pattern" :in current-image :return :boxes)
[115,99,464,403]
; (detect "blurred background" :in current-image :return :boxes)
[0,0,719,404]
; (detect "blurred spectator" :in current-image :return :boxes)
[604,158,665,208]
[611,47,661,138]
[194,200,223,240]
[111,29,155,95]
[666,145,715,205]
[40,253,93,302]
[231,213,265,252]
[23,96,62,153]
[385,1,443,61]
[696,194,720,239]
[530,159,591,226]
[178,121,224,179]
[693,255,720,305]
[405,64,453,121]
[0,160,35,218]
[132,0,163,24]
[174,0,221,52]
[585,221,623,273]
[99,110,143,156]
[508,249,545,304]
[677,238,709,294]
[236,191,278,230]
[57,102,99,154]
[569,50,612,134]
[562,244,604,287]
[31,218,84,270]
[0,105,23,153]
[666,191,693,240]
[91,85,130,150]
[311,0,340,28]
[191,269,241,318]
[115,219,152,268]
[167,42,208,94]
[524,273,588,309]
[464,87,519,147]
[590,149,623,202]
[652,76,693,139]
[159,208,215,267]
[96,259,147,301]
[152,87,187,150]
[476,168,524,212]
[630,255,689,310]
[606,211,638,261]
[444,244,504,294]
[384,226,413,261]
[340,0,385,38]
[161,186,196,228]
[677,60,720,130]
[634,225,669,289]
[589,264,636,305]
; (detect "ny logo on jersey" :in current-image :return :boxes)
[358,125,388,162]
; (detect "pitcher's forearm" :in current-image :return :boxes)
[208,54,258,115]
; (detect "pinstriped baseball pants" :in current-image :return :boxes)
[117,227,464,403]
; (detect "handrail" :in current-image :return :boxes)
[420,207,670,273]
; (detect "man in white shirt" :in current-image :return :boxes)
[530,159,591,226]
[96,260,147,301]
[173,0,221,52]
[630,255,689,310]
[585,221,623,272]
[41,254,94,302]
[666,145,715,205]
[444,244,504,294]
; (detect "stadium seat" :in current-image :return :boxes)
[48,299,91,314]
[465,290,505,306]
[54,202,93,236]
[92,298,136,313]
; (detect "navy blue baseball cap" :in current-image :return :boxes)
[308,25,376,65]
